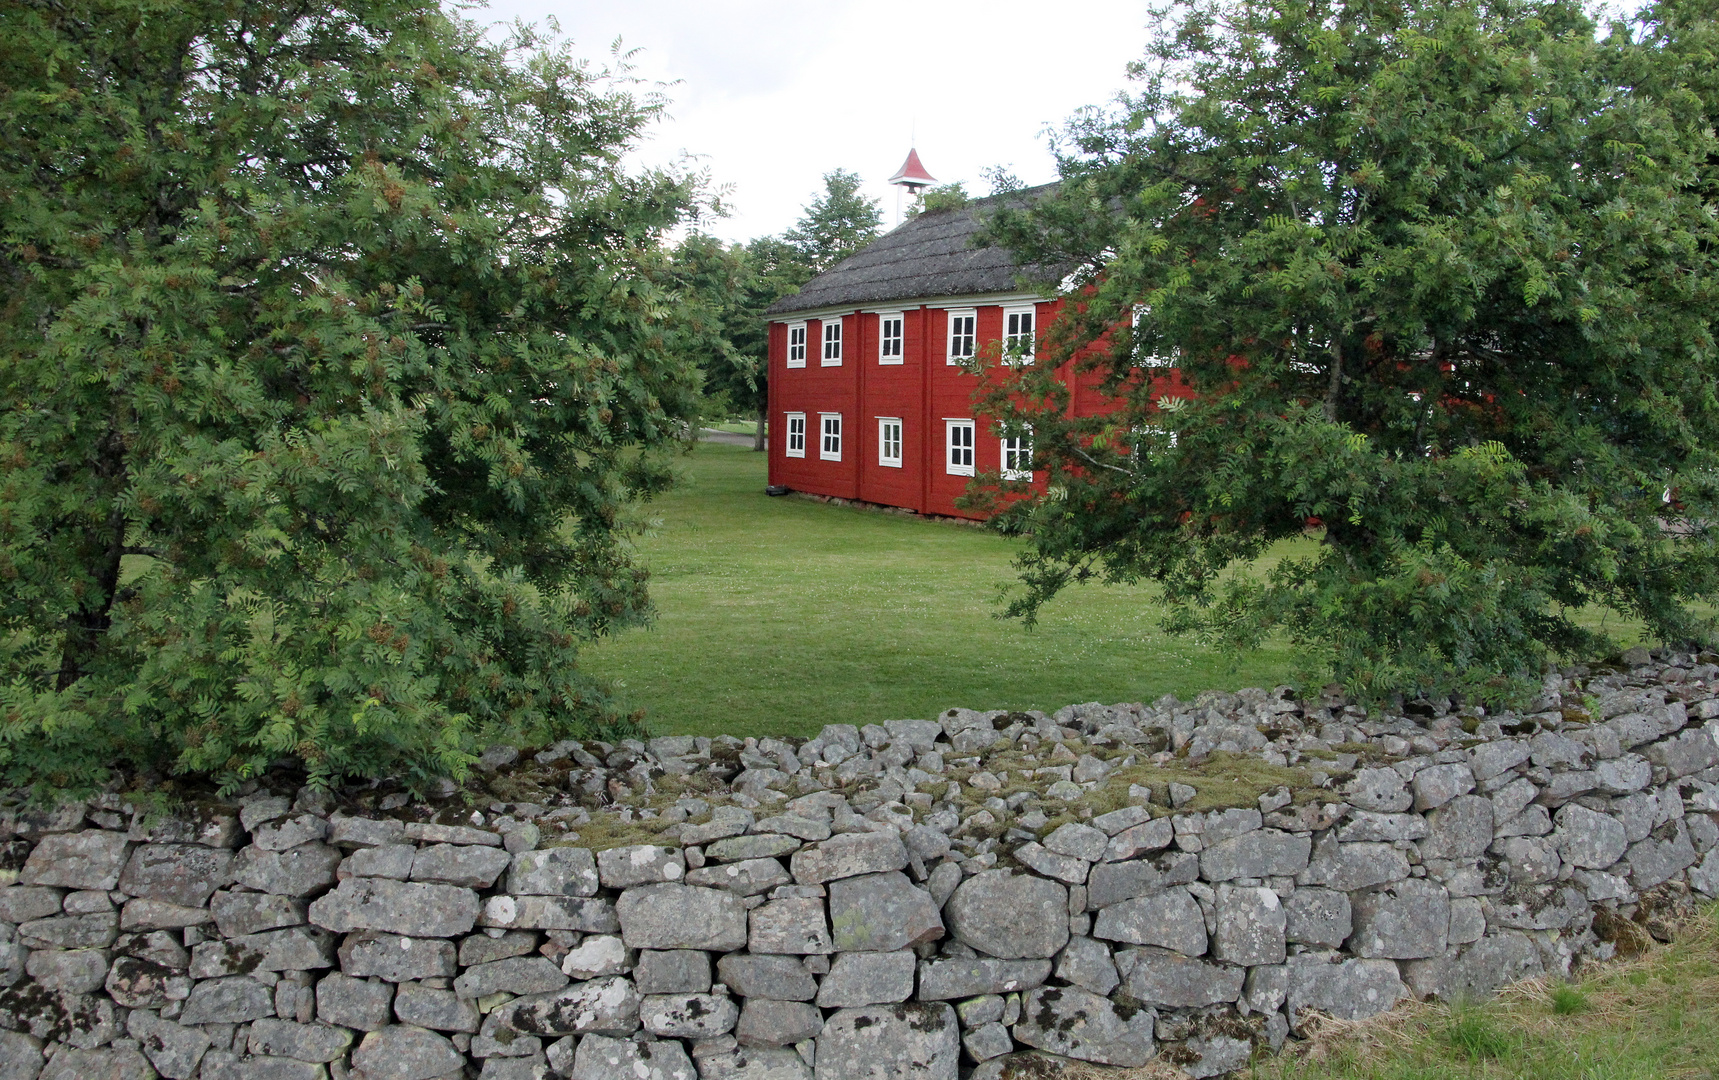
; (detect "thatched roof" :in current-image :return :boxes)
[766,184,1062,317]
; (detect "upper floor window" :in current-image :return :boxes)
[821,319,843,366]
[1002,431,1033,480]
[820,413,842,460]
[1003,307,1035,364]
[785,412,806,457]
[878,418,903,467]
[946,419,975,476]
[787,323,807,368]
[946,310,976,365]
[878,313,904,364]
[1132,304,1171,368]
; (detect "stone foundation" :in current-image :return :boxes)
[2,647,1717,1078]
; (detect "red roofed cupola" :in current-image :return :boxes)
[888,149,936,194]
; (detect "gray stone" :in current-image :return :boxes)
[1418,795,1494,859]
[1302,838,1408,893]
[758,816,833,843]
[1013,842,1089,885]
[37,1048,152,1080]
[234,1057,329,1080]
[1285,888,1352,947]
[570,1033,696,1080]
[637,950,711,995]
[815,1004,958,1080]
[945,871,1069,959]
[180,975,276,1024]
[338,932,457,982]
[962,1022,1014,1063]
[0,1031,42,1080]
[827,871,942,952]
[1212,884,1287,966]
[693,1046,811,1080]
[252,813,330,852]
[402,822,501,846]
[104,954,191,1009]
[0,984,117,1047]
[1084,852,1198,909]
[248,1018,354,1061]
[617,883,747,951]
[789,832,908,885]
[129,804,241,848]
[337,843,417,881]
[316,972,393,1031]
[1179,1035,1253,1079]
[458,929,539,967]
[118,898,213,931]
[114,843,233,907]
[210,891,307,938]
[1014,985,1154,1067]
[1244,963,1288,1014]
[597,846,686,889]
[480,893,617,933]
[20,831,131,891]
[1056,935,1119,996]
[1201,808,1263,844]
[1103,819,1176,862]
[190,926,335,978]
[1092,887,1207,955]
[1199,828,1311,881]
[1530,731,1590,768]
[411,843,513,889]
[1286,954,1408,1023]
[233,843,343,896]
[1493,836,1562,883]
[1349,878,1450,959]
[327,813,406,849]
[239,795,292,831]
[1594,756,1653,794]
[454,956,569,998]
[1644,726,1719,778]
[17,911,117,950]
[559,934,628,980]
[902,826,951,861]
[127,1011,210,1079]
[25,948,109,994]
[686,858,793,896]
[640,992,739,1038]
[310,878,479,938]
[0,886,62,923]
[915,957,1050,1000]
[1337,811,1428,843]
[493,976,640,1037]
[1119,950,1243,1007]
[507,847,599,897]
[707,835,802,863]
[1627,819,1698,887]
[1344,768,1411,813]
[734,999,825,1048]
[680,807,754,847]
[1495,805,1554,839]
[1401,931,1546,1002]
[748,896,833,955]
[1043,823,1108,862]
[816,950,916,1007]
[718,955,816,1002]
[349,1025,464,1080]
[1449,896,1487,944]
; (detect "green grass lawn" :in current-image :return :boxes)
[582,441,1299,739]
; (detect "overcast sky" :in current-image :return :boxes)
[470,0,1157,243]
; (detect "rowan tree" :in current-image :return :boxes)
[0,0,718,790]
[976,0,1719,701]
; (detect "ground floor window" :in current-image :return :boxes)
[786,412,806,457]
[878,418,903,467]
[820,413,842,461]
[1002,431,1033,479]
[946,419,974,476]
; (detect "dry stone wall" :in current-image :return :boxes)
[2,647,1718,1079]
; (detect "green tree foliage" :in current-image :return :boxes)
[0,0,721,791]
[908,182,971,219]
[784,168,882,273]
[976,0,1719,702]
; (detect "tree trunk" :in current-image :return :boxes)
[753,408,766,452]
[57,426,129,691]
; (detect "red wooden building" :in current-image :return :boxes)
[764,184,1137,520]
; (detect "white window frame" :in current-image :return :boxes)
[877,417,903,468]
[877,312,904,365]
[785,412,806,457]
[786,323,807,369]
[820,318,843,366]
[945,419,975,476]
[1132,304,1171,368]
[1003,306,1036,365]
[819,413,842,461]
[945,309,976,365]
[1002,427,1033,480]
